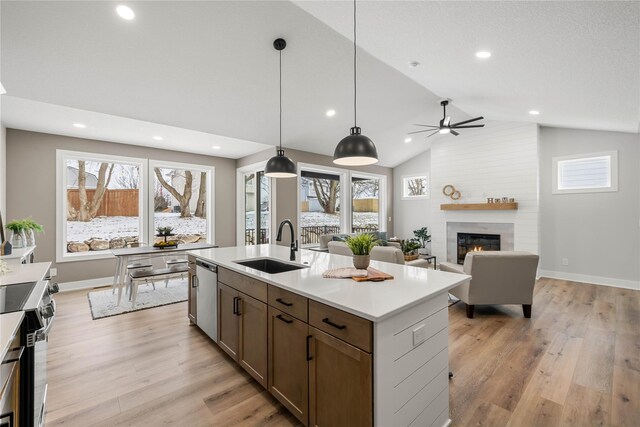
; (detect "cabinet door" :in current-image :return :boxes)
[309,327,372,427]
[268,307,309,426]
[238,292,268,387]
[188,269,197,324]
[218,282,239,360]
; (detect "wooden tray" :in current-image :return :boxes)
[352,267,394,282]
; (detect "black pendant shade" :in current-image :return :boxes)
[333,127,378,166]
[265,149,297,178]
[265,38,297,179]
[333,0,378,166]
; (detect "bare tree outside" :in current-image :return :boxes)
[311,177,340,214]
[114,164,139,189]
[154,168,193,218]
[77,160,115,221]
[194,172,206,218]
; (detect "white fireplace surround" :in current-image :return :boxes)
[447,222,515,263]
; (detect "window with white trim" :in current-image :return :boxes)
[553,151,618,194]
[57,150,214,262]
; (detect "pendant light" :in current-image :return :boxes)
[265,38,297,178]
[333,0,378,166]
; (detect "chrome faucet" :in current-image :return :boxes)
[276,219,298,261]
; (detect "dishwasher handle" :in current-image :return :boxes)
[196,260,217,273]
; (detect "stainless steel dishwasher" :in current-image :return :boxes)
[195,260,217,342]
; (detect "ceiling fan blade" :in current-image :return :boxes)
[450,130,460,136]
[451,116,484,127]
[408,129,436,135]
[412,124,440,128]
[425,130,440,139]
[451,124,485,129]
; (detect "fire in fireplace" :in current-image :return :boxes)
[457,232,500,264]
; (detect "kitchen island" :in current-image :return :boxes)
[188,244,470,427]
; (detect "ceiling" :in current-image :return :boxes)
[1,1,638,168]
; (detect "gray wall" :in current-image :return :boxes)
[238,148,394,241]
[392,149,431,241]
[6,129,237,284]
[539,126,640,284]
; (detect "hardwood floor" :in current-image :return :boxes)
[46,278,639,426]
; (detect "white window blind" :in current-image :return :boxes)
[553,151,618,194]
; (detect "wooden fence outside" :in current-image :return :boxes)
[67,189,139,217]
[353,198,379,213]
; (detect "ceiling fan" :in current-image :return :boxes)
[409,99,484,138]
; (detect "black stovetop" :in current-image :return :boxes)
[0,281,37,314]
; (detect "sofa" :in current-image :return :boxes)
[439,251,540,318]
[318,232,400,251]
[327,241,431,269]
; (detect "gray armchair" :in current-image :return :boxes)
[439,251,539,318]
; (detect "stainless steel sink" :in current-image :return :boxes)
[234,258,308,274]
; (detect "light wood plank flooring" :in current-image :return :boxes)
[46,278,639,426]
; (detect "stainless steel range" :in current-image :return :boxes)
[0,280,56,427]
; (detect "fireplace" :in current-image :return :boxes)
[457,233,500,264]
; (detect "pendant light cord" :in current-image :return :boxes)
[279,49,282,151]
[353,0,357,127]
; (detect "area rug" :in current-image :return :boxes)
[88,279,187,320]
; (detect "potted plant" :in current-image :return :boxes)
[6,219,28,249]
[401,238,422,261]
[156,226,174,236]
[413,227,431,255]
[345,233,379,270]
[22,217,44,247]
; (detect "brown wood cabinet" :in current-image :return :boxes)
[309,327,372,427]
[217,282,239,360]
[187,256,197,324]
[238,293,268,387]
[268,307,309,426]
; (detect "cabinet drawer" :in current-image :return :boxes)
[268,285,308,322]
[309,300,372,353]
[218,267,267,303]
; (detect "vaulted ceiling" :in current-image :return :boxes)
[1,1,638,167]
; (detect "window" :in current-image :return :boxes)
[352,174,380,233]
[297,163,386,247]
[553,151,618,194]
[237,164,272,246]
[57,151,214,262]
[402,175,429,199]
[300,169,343,245]
[150,160,214,244]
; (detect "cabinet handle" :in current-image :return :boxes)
[306,335,313,361]
[276,314,293,324]
[192,276,199,288]
[232,297,238,315]
[275,298,293,307]
[322,318,346,330]
[235,297,242,316]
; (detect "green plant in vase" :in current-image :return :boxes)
[401,238,422,257]
[22,217,44,246]
[413,226,431,254]
[345,233,379,270]
[6,219,28,249]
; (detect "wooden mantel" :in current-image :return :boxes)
[440,202,518,211]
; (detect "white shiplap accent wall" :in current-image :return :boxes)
[430,122,539,263]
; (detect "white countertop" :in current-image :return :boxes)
[188,245,471,322]
[0,262,51,286]
[0,311,24,362]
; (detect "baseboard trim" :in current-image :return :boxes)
[58,276,112,292]
[539,270,640,291]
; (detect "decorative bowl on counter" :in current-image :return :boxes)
[153,241,179,249]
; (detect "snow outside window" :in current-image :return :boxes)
[552,151,618,194]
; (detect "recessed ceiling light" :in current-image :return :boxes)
[439,128,451,135]
[212,145,221,150]
[408,61,420,68]
[529,110,540,116]
[475,51,491,59]
[326,109,336,117]
[152,136,163,141]
[116,5,135,21]
[404,137,412,143]
[73,123,86,129]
